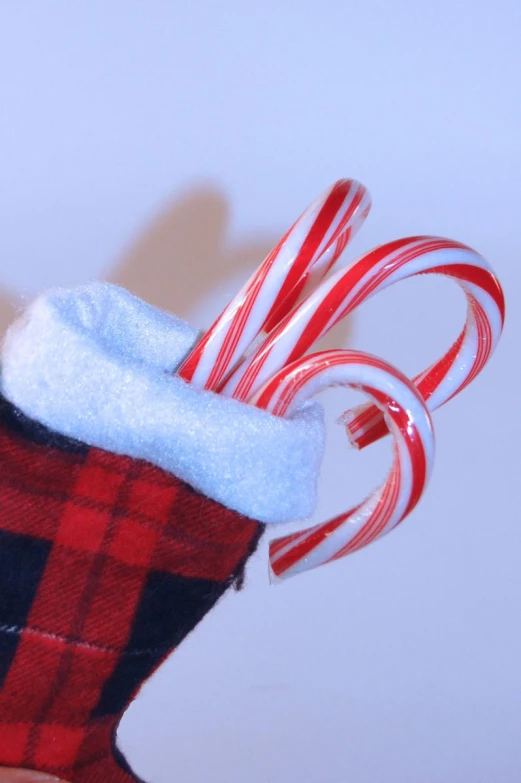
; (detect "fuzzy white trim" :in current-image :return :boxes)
[1,283,325,524]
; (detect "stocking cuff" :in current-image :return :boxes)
[0,283,325,524]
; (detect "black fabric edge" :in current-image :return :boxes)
[0,392,89,455]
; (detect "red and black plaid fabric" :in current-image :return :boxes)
[0,393,264,782]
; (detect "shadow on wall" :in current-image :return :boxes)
[0,292,17,337]
[0,186,353,349]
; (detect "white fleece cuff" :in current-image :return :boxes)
[0,283,325,524]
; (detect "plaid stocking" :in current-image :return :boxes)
[0,394,264,782]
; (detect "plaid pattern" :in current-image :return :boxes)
[0,394,264,782]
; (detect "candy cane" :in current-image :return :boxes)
[220,238,505,449]
[248,349,435,580]
[178,178,371,390]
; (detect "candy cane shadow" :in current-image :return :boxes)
[0,187,356,350]
[108,185,355,349]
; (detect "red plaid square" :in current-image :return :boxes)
[34,724,86,769]
[56,503,112,553]
[125,475,179,524]
[109,517,158,567]
[74,459,126,506]
[0,721,31,766]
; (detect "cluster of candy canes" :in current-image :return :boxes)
[178,180,505,581]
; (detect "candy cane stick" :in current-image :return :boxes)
[220,238,505,448]
[248,349,435,580]
[178,178,371,390]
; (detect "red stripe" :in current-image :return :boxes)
[333,455,401,559]
[366,392,427,519]
[285,238,451,364]
[346,403,380,436]
[177,328,213,382]
[350,417,389,450]
[337,238,458,320]
[263,181,354,333]
[424,263,505,319]
[270,511,351,576]
[322,183,365,270]
[206,271,266,388]
[415,330,466,401]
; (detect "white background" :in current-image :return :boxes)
[1,2,520,782]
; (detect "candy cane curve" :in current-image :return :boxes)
[178,178,371,390]
[220,237,505,450]
[248,349,435,580]
[343,255,505,448]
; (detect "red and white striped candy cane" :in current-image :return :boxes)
[220,238,505,445]
[178,179,371,390]
[248,349,435,580]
